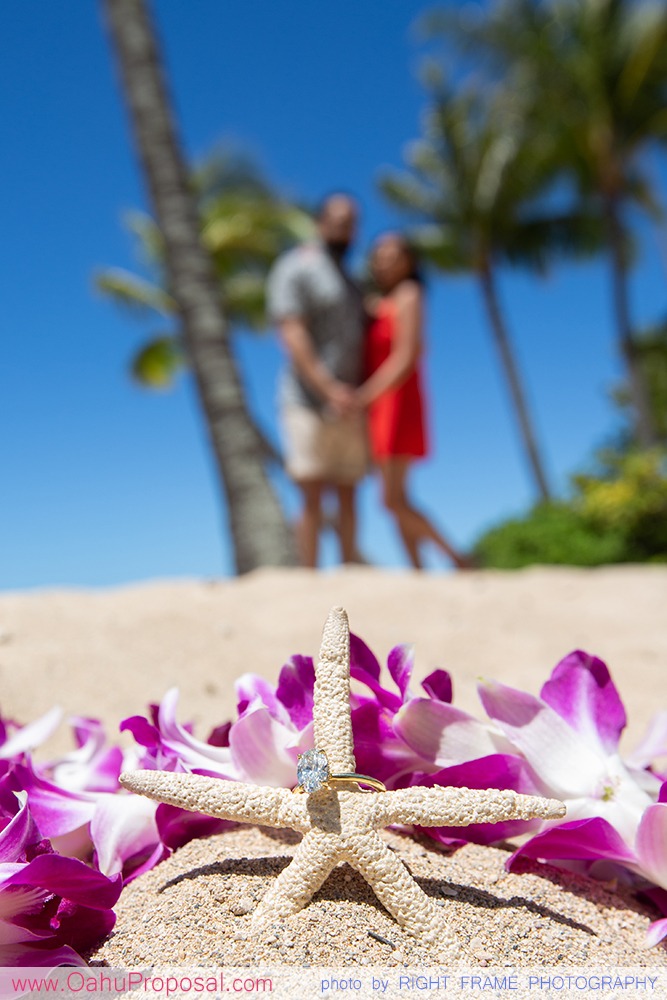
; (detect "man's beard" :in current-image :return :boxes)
[325,239,351,261]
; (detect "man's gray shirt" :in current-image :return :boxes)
[267,242,365,411]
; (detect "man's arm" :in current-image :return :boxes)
[278,316,354,414]
[267,253,353,414]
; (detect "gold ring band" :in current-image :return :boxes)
[294,749,385,795]
[293,772,386,794]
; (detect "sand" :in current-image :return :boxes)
[1,565,666,970]
[90,826,667,968]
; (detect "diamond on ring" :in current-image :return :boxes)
[296,749,329,793]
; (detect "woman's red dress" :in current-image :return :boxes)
[364,297,428,461]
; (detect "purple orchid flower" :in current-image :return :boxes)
[347,636,544,846]
[507,784,667,947]
[0,787,121,965]
[118,659,319,852]
[478,651,661,847]
[0,708,162,885]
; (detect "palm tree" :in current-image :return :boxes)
[382,83,600,500]
[102,0,298,573]
[429,0,667,447]
[612,319,667,446]
[97,152,313,391]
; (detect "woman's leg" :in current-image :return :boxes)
[380,459,469,569]
[380,460,422,568]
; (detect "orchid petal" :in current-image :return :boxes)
[507,817,636,870]
[626,712,667,772]
[421,669,452,703]
[395,697,511,767]
[350,667,401,711]
[540,651,626,754]
[414,754,547,846]
[0,884,48,926]
[4,854,121,909]
[387,645,414,701]
[349,638,401,711]
[90,792,161,878]
[50,901,117,958]
[228,706,297,786]
[352,702,428,787]
[635,803,667,887]
[235,673,289,725]
[0,708,63,760]
[48,718,123,794]
[349,633,381,680]
[10,764,95,839]
[645,917,667,948]
[155,803,229,852]
[0,939,85,966]
[276,655,315,730]
[120,715,161,749]
[156,689,234,771]
[0,793,39,864]
[478,679,608,798]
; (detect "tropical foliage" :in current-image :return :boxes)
[475,448,667,567]
[380,79,572,500]
[97,154,313,388]
[424,0,667,447]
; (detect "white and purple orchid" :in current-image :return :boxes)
[0,709,161,964]
[0,782,121,965]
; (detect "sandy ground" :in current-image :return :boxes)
[2,566,667,970]
[1,565,665,753]
[91,827,667,969]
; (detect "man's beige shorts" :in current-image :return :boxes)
[281,403,368,485]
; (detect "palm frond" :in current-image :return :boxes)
[131,335,186,388]
[95,268,175,316]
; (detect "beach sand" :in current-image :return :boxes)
[1,565,666,968]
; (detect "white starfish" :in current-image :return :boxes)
[121,607,566,948]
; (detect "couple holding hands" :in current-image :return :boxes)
[268,193,468,570]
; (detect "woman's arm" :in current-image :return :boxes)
[356,280,423,409]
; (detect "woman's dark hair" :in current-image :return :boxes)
[397,235,425,286]
[372,231,425,286]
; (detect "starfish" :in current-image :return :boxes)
[121,607,566,948]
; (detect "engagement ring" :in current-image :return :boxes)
[293,748,386,794]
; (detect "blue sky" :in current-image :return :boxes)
[1,2,665,589]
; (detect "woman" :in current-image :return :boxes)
[356,232,469,569]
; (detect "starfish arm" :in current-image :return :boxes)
[251,829,341,928]
[372,786,566,829]
[312,606,356,772]
[120,770,310,832]
[344,830,458,950]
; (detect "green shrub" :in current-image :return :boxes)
[474,449,667,568]
[575,450,667,561]
[474,502,627,568]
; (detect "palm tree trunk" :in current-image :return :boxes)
[478,260,551,501]
[605,195,657,448]
[103,0,296,573]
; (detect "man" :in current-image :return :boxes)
[267,193,367,567]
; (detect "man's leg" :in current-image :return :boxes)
[335,483,357,564]
[297,480,324,568]
[330,413,368,565]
